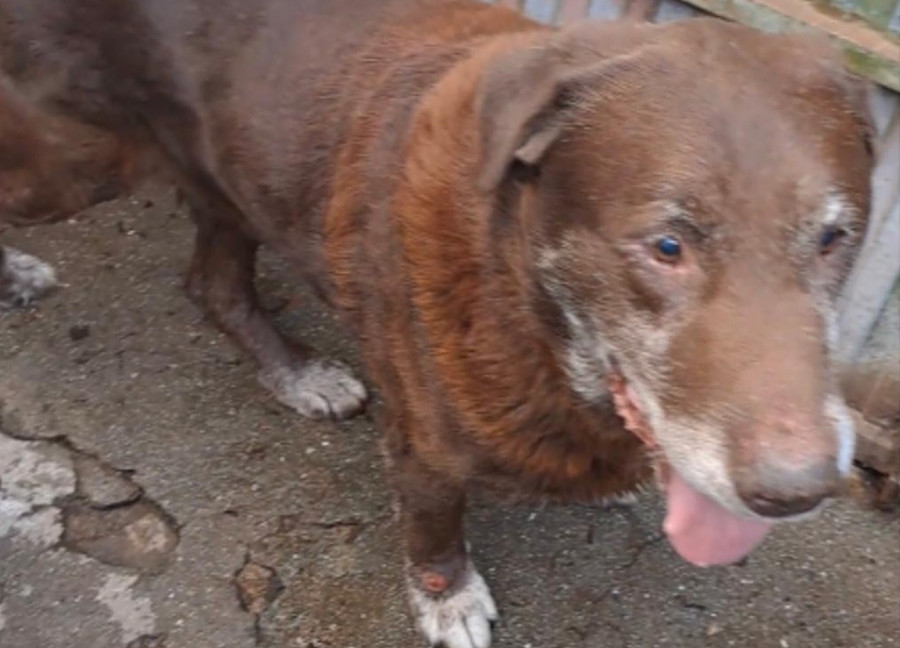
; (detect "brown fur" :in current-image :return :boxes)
[0,0,875,642]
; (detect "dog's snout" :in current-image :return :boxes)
[736,459,840,519]
[729,406,843,519]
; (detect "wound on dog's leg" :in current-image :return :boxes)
[0,246,57,309]
[408,561,498,648]
[421,569,450,594]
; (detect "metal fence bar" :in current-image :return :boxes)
[587,0,629,19]
[522,0,561,22]
[839,105,900,365]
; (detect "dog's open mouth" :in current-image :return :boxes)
[609,372,774,567]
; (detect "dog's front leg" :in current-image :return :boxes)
[397,457,498,648]
[181,186,367,419]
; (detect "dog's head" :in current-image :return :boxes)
[477,19,874,565]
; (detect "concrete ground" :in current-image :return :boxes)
[1,186,898,648]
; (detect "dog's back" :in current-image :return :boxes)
[0,0,532,239]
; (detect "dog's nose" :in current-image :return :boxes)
[736,458,839,518]
[743,489,831,518]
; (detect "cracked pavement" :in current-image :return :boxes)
[1,186,898,647]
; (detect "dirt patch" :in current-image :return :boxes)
[62,499,179,574]
[235,558,284,615]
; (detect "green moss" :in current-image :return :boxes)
[679,0,900,90]
[843,46,900,89]
[814,0,897,31]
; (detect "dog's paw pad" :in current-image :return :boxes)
[409,564,498,648]
[259,361,367,420]
[0,247,57,309]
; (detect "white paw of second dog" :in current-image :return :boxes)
[409,563,499,648]
[0,247,58,309]
[259,360,368,419]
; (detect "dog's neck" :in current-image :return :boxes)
[393,59,650,499]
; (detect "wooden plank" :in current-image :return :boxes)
[842,365,900,426]
[676,0,900,90]
[756,0,898,58]
[825,0,900,34]
[851,410,900,476]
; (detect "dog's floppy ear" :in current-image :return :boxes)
[837,70,876,159]
[475,47,578,192]
[475,44,649,192]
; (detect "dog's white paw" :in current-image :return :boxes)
[0,247,57,309]
[409,563,498,648]
[259,360,367,419]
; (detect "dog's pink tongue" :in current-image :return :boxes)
[663,470,774,567]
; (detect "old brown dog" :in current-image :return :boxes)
[0,0,874,646]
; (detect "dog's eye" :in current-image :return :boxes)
[654,236,683,263]
[819,227,846,255]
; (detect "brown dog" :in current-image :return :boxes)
[0,1,874,646]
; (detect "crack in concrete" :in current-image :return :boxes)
[0,427,180,573]
[233,552,284,646]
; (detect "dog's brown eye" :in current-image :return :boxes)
[819,227,846,255]
[654,236,683,263]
